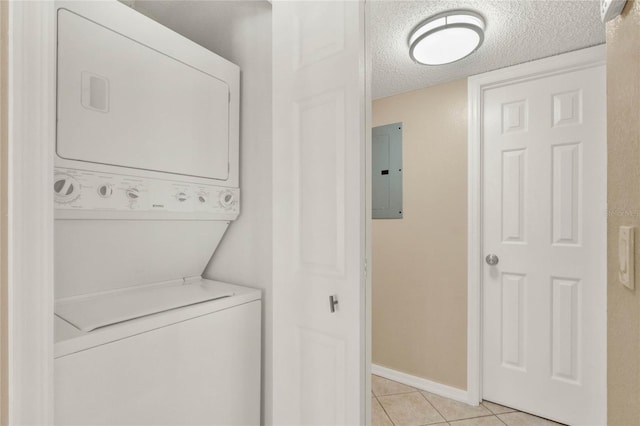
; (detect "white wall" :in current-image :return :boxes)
[131,2,273,424]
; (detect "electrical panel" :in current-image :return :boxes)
[372,123,403,219]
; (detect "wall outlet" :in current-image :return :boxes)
[601,0,627,22]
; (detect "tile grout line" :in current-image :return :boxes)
[482,400,520,416]
[374,394,396,426]
[418,392,510,424]
[495,414,508,426]
[416,390,449,425]
[375,390,419,397]
[484,404,509,426]
[452,414,507,423]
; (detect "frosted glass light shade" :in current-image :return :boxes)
[409,11,485,66]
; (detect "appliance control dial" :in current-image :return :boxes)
[219,190,235,209]
[197,193,208,204]
[126,187,140,200]
[97,184,113,198]
[176,192,188,202]
[54,174,80,204]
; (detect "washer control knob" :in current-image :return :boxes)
[219,190,234,209]
[176,192,188,202]
[197,193,207,204]
[53,174,80,204]
[97,184,113,198]
[126,187,140,200]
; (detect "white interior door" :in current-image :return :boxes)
[272,1,367,425]
[482,61,606,425]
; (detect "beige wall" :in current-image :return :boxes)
[372,79,468,390]
[606,1,640,424]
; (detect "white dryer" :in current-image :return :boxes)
[52,2,259,425]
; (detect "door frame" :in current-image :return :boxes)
[466,44,606,406]
[5,0,57,424]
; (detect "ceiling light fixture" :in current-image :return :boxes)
[409,10,485,66]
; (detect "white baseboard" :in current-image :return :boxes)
[371,364,470,405]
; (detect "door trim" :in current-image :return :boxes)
[466,45,606,406]
[6,1,56,424]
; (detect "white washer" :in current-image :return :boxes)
[55,280,261,426]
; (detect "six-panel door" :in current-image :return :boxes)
[482,65,606,425]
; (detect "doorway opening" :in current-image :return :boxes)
[368,1,607,422]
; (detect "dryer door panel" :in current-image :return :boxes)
[57,9,230,181]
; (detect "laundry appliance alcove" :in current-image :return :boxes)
[52,2,260,424]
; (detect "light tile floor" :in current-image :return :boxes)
[372,375,565,426]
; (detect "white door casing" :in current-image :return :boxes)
[469,46,606,425]
[272,1,368,425]
[7,1,57,424]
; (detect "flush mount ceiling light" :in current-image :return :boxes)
[409,10,485,66]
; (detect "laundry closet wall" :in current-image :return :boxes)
[129,1,273,424]
[372,79,468,390]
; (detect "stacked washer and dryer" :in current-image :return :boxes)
[52,2,260,425]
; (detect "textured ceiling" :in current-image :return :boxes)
[370,0,606,99]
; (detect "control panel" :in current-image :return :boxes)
[54,168,239,219]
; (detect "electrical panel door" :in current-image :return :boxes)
[372,123,403,219]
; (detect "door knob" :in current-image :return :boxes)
[485,254,499,266]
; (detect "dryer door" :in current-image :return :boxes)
[56,9,230,181]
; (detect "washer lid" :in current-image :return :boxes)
[55,280,235,332]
